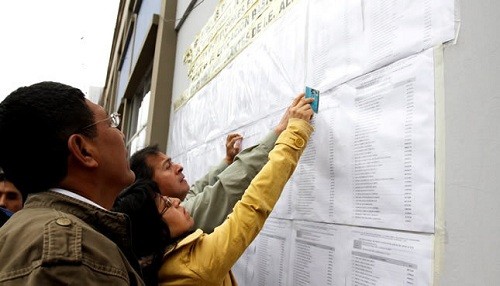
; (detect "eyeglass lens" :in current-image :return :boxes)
[110,113,120,128]
[159,195,172,215]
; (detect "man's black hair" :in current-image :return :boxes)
[0,81,96,196]
[130,144,161,180]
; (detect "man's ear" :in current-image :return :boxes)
[67,134,98,168]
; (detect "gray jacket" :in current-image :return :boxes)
[182,131,278,233]
[0,191,144,285]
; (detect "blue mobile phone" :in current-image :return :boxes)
[305,86,320,113]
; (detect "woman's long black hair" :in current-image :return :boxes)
[112,179,173,285]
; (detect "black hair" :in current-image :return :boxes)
[0,81,96,196]
[112,179,172,285]
[130,144,161,180]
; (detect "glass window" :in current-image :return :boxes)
[127,90,151,155]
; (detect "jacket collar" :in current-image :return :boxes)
[163,229,204,257]
[25,191,128,240]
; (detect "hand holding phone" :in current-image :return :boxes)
[305,86,320,113]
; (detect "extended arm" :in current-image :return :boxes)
[191,118,313,282]
[181,131,278,233]
[181,99,301,233]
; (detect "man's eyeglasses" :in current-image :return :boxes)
[157,194,173,215]
[80,112,121,131]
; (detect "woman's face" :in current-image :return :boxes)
[156,195,194,238]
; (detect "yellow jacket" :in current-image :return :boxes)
[158,118,313,286]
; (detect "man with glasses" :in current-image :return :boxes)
[0,82,144,285]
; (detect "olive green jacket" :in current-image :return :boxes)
[0,191,144,286]
[159,118,313,285]
[182,131,279,233]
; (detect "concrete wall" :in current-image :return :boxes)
[440,1,500,285]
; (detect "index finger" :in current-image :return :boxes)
[291,93,305,107]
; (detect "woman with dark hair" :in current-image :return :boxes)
[113,179,173,285]
[113,94,314,285]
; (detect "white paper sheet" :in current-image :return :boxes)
[288,221,342,285]
[285,222,433,286]
[293,49,435,232]
[345,227,434,286]
[233,222,433,286]
[305,0,455,91]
